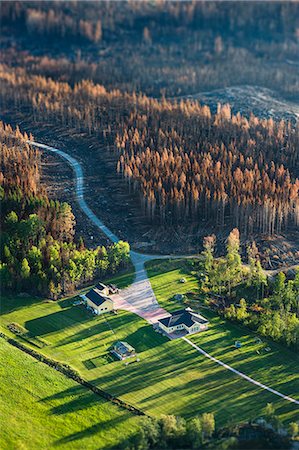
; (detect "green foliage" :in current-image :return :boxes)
[265,403,275,419]
[20,258,30,279]
[201,412,215,439]
[1,162,131,297]
[126,413,215,449]
[201,231,299,350]
[202,235,216,273]
[289,422,299,439]
[187,417,203,448]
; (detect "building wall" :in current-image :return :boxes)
[86,298,113,314]
[158,321,208,334]
[187,323,208,334]
[158,322,185,334]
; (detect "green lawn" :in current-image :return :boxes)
[1,261,298,431]
[0,338,141,450]
[105,265,135,289]
[146,259,200,312]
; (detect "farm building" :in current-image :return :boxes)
[110,341,136,360]
[80,285,114,315]
[158,308,209,335]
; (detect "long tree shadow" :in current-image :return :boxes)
[0,294,42,315]
[53,416,130,447]
[125,325,166,352]
[50,391,100,416]
[25,307,90,336]
[56,320,109,347]
[40,385,85,403]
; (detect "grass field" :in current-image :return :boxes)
[146,259,200,312]
[1,260,298,431]
[0,338,141,450]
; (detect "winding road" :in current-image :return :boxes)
[28,140,299,407]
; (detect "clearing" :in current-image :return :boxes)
[1,265,298,427]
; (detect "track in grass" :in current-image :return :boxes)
[183,337,299,406]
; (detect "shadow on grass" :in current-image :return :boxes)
[42,386,132,447]
[25,307,90,336]
[56,318,111,347]
[50,391,100,416]
[124,325,165,352]
[53,415,129,447]
[103,264,135,290]
[41,385,85,402]
[0,294,42,315]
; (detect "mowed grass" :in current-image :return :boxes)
[0,338,141,450]
[146,259,299,422]
[146,259,200,312]
[1,261,298,428]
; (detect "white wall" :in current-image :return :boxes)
[86,298,113,314]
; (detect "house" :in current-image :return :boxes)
[157,308,209,335]
[95,282,110,296]
[110,341,136,360]
[80,285,114,315]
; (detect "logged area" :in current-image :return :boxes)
[1,1,299,258]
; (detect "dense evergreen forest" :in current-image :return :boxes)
[0,122,130,297]
[0,66,298,236]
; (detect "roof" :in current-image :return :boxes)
[158,309,208,329]
[95,283,109,292]
[85,289,112,306]
[113,341,135,355]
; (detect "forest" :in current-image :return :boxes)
[0,65,298,237]
[0,122,130,297]
[200,229,299,349]
[122,407,295,450]
[1,1,299,98]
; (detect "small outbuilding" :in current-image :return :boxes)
[174,294,184,301]
[110,341,136,360]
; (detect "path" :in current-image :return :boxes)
[183,337,299,406]
[29,141,170,323]
[29,140,299,406]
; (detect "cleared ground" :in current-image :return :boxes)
[1,265,298,427]
[0,339,141,450]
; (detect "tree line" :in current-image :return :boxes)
[0,66,297,236]
[0,122,130,297]
[122,403,296,450]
